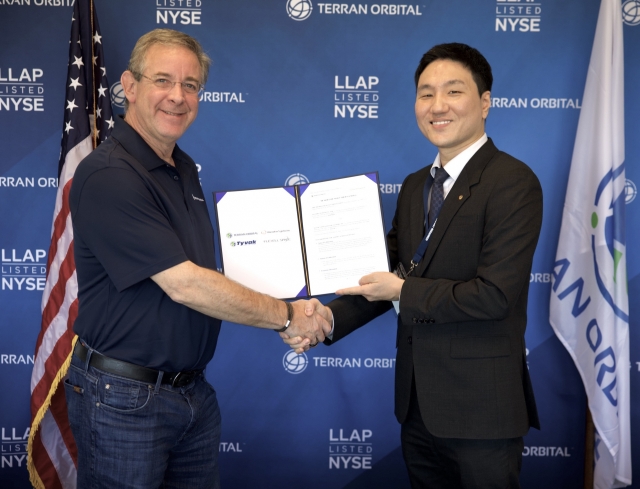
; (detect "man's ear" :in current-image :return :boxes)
[121,70,137,105]
[481,90,491,120]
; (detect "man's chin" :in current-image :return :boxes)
[158,124,189,141]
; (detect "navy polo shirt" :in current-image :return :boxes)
[69,116,220,372]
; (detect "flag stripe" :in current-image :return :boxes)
[45,389,78,478]
[32,251,77,396]
[41,240,77,345]
[40,137,91,320]
[32,428,63,489]
[32,311,78,410]
[37,227,75,358]
[43,182,72,286]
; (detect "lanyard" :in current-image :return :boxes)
[406,174,438,276]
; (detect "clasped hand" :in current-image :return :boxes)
[280,299,333,354]
[280,272,403,354]
[280,299,332,353]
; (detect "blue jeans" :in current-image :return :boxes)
[64,351,221,489]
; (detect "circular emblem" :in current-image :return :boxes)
[230,241,236,247]
[283,350,308,374]
[110,81,126,108]
[284,173,310,186]
[286,0,312,21]
[590,168,629,321]
[624,179,637,204]
[622,0,640,25]
[226,233,232,239]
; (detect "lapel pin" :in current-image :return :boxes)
[458,195,463,200]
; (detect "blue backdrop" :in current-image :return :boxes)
[1,0,639,488]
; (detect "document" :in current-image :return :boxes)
[213,173,389,299]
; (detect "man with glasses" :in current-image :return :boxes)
[67,29,329,489]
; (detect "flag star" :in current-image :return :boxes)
[65,121,73,134]
[69,77,82,90]
[72,55,84,69]
[101,66,107,76]
[106,117,115,129]
[93,55,98,66]
[77,39,82,47]
[93,31,102,44]
[66,99,78,112]
[96,107,102,118]
[97,85,107,98]
[94,128,100,139]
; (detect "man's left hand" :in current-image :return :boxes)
[336,272,404,302]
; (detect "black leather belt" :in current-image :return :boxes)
[73,342,203,388]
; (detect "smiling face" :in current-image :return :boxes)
[415,59,491,166]
[121,44,202,159]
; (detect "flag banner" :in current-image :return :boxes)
[549,0,630,488]
[27,1,113,488]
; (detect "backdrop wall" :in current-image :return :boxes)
[1,0,639,488]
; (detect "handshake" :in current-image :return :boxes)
[278,299,333,354]
[276,271,404,353]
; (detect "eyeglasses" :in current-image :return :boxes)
[136,73,204,96]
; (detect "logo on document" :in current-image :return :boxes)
[284,173,309,186]
[283,350,308,374]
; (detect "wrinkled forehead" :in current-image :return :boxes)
[142,44,203,80]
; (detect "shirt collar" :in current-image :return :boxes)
[430,133,488,181]
[111,115,190,172]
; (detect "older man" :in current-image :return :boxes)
[66,29,328,489]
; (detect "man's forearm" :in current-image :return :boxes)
[152,260,289,329]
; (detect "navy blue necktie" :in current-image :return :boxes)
[428,167,449,229]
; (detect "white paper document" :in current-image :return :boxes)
[213,173,389,299]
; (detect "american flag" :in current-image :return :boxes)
[27,1,113,487]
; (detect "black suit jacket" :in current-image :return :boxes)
[326,139,542,439]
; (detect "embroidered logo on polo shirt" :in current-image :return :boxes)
[192,194,204,202]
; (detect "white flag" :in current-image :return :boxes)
[549,0,630,488]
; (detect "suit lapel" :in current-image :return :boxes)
[409,167,430,253]
[414,139,499,277]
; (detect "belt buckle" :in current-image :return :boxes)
[171,372,184,388]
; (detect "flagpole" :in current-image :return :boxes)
[584,406,594,489]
